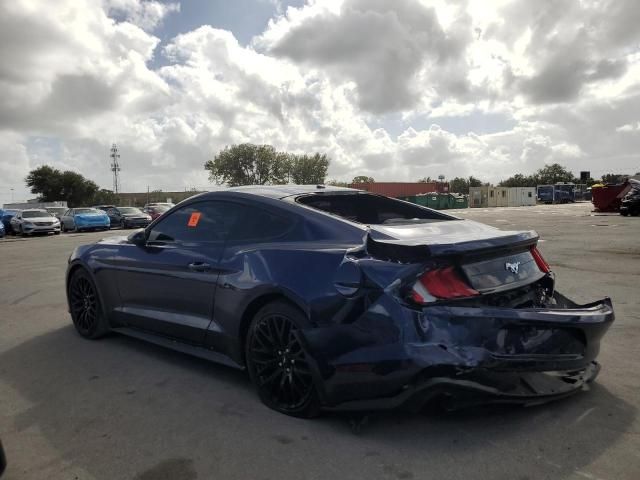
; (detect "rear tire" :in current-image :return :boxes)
[68,268,109,339]
[246,301,321,418]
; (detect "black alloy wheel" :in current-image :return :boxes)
[68,269,109,339]
[246,302,320,418]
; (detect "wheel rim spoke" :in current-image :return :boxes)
[70,275,98,333]
[249,314,313,411]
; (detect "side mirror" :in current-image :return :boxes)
[128,229,147,246]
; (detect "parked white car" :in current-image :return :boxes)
[10,209,61,236]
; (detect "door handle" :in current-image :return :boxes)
[188,262,211,272]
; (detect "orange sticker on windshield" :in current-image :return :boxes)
[187,212,201,227]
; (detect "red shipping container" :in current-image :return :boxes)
[348,182,449,197]
[591,183,630,212]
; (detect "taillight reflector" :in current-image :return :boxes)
[412,266,479,303]
[531,246,551,273]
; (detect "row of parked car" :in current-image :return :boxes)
[0,203,173,237]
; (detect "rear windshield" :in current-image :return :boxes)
[75,208,99,214]
[118,207,142,214]
[150,205,170,212]
[297,193,453,225]
[23,210,51,218]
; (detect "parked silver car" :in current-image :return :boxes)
[10,209,61,236]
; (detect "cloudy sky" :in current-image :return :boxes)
[1,0,639,203]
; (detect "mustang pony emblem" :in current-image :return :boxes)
[505,261,520,274]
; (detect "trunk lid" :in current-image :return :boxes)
[367,219,538,258]
[366,219,545,293]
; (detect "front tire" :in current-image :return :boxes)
[246,301,320,418]
[68,269,109,339]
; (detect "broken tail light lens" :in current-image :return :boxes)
[411,266,479,304]
[531,246,551,273]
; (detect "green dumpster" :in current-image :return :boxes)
[437,194,452,209]
[411,195,429,207]
[397,195,417,204]
[452,194,468,209]
[424,194,440,209]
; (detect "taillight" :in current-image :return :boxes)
[411,266,479,304]
[531,246,551,273]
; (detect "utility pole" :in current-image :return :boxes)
[110,143,121,194]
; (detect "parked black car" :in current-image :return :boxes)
[93,205,151,229]
[620,179,640,216]
[67,186,614,417]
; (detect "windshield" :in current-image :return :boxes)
[150,205,170,212]
[47,208,66,214]
[297,193,453,225]
[23,210,51,218]
[118,207,142,214]
[75,208,100,214]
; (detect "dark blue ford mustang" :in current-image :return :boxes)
[66,185,614,417]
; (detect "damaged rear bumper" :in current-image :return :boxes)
[302,293,614,412]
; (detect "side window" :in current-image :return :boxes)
[528,192,532,198]
[490,191,494,197]
[147,201,242,244]
[228,206,293,243]
[64,210,71,216]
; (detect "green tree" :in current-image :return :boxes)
[25,165,63,201]
[25,166,100,207]
[499,173,536,187]
[447,176,483,194]
[601,173,629,184]
[205,144,279,186]
[351,176,375,184]
[205,144,330,186]
[468,176,482,188]
[92,189,119,205]
[534,163,577,184]
[326,179,349,187]
[448,177,468,194]
[417,176,433,183]
[290,153,330,184]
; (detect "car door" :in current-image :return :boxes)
[10,212,21,232]
[104,207,121,227]
[61,209,73,230]
[113,200,243,344]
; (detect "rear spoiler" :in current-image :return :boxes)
[365,230,539,263]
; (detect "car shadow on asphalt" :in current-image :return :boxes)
[0,325,636,479]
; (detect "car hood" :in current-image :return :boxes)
[368,219,538,257]
[21,216,56,222]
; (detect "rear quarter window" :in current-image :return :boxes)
[296,193,452,225]
[228,205,294,243]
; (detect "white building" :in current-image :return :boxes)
[469,186,536,208]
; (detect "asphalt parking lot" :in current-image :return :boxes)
[1,203,639,480]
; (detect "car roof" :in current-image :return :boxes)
[222,184,361,199]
